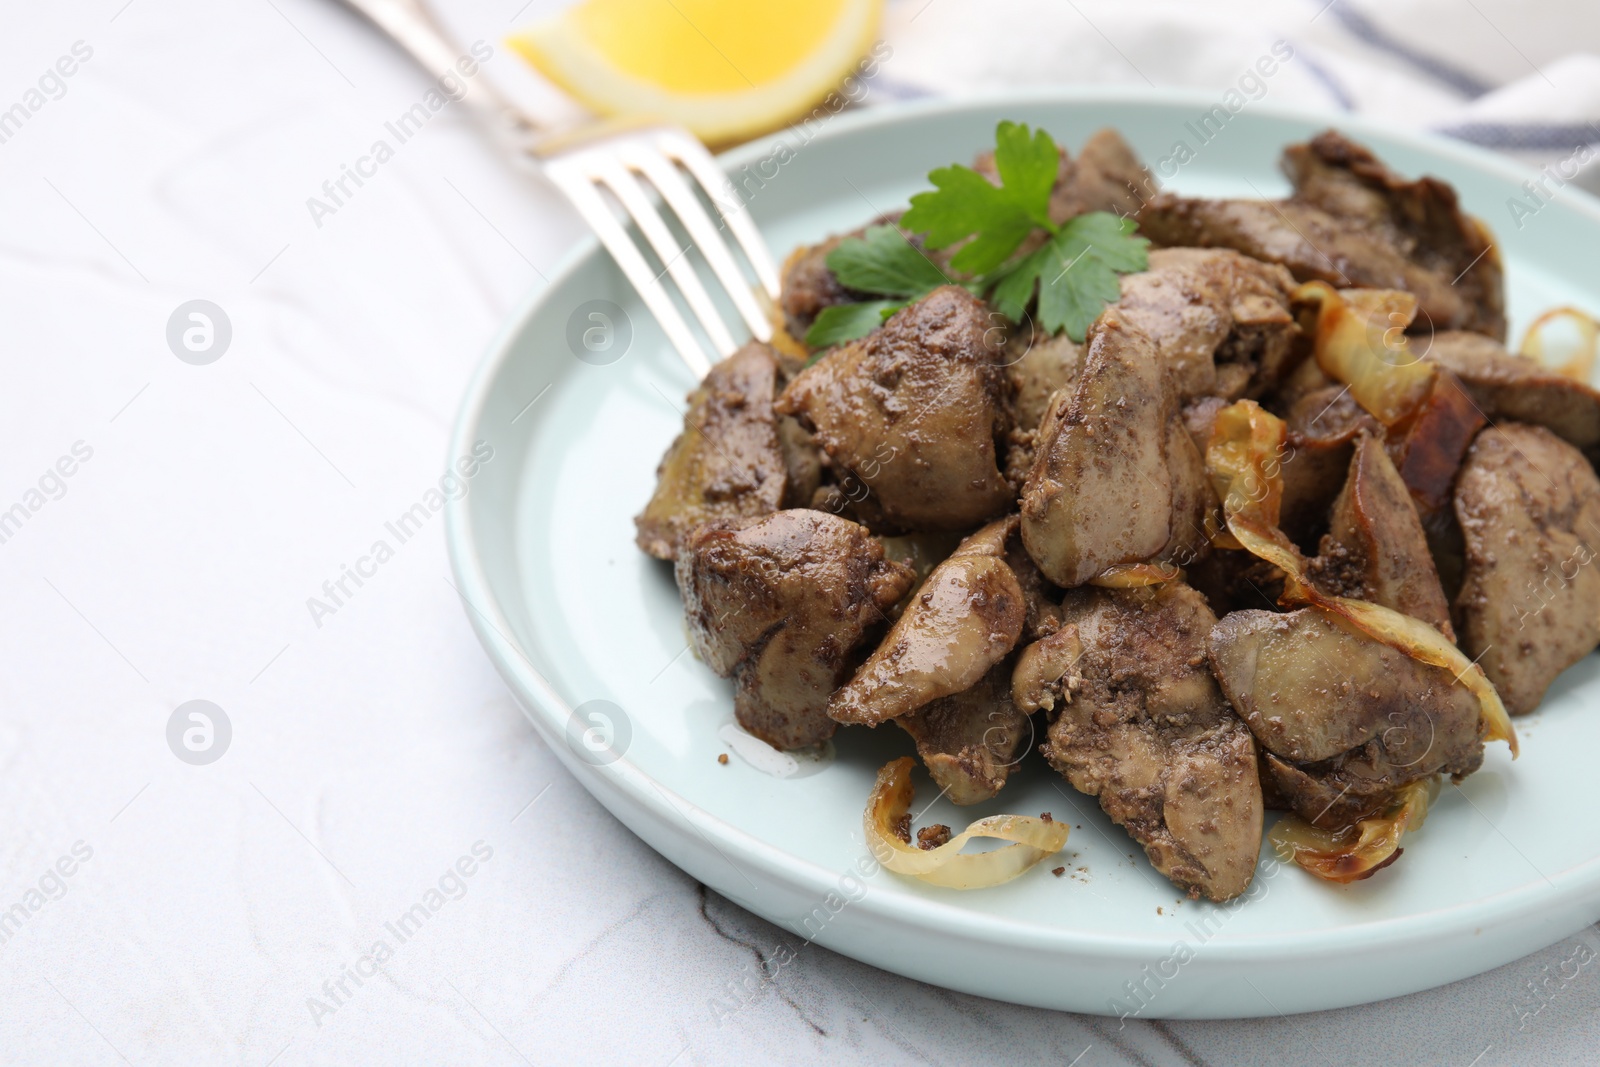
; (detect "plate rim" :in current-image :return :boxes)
[444,86,1600,973]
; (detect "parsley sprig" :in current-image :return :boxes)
[802,121,1149,350]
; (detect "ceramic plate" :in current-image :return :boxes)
[444,89,1600,1018]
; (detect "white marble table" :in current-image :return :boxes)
[3,1,1598,1063]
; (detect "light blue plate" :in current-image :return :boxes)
[444,88,1600,1018]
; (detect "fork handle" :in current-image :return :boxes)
[334,0,542,148]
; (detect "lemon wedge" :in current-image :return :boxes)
[509,0,884,145]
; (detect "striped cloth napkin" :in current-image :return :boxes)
[873,0,1600,195]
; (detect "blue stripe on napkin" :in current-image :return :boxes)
[1435,121,1600,151]
[1328,3,1496,98]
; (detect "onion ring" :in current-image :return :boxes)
[864,757,1069,889]
[1520,305,1600,384]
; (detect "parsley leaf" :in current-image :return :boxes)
[804,300,904,351]
[899,120,1060,275]
[989,213,1149,341]
[826,225,950,298]
[796,123,1149,352]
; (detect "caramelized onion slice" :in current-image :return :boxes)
[1204,398,1305,571]
[1089,562,1181,588]
[1294,282,1437,426]
[1269,777,1438,883]
[1207,400,1517,757]
[864,757,1069,889]
[1520,305,1600,383]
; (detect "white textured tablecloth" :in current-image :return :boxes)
[3,1,1599,1064]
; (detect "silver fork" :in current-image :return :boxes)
[334,0,781,378]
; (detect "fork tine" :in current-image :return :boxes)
[655,129,782,300]
[587,155,739,359]
[620,144,773,344]
[544,157,712,379]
